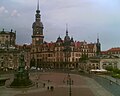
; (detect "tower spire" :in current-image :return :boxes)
[66,24,68,36]
[96,33,101,56]
[32,0,44,45]
[36,0,40,13]
[37,0,39,10]
[97,33,99,43]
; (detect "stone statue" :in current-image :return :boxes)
[10,51,33,88]
[19,52,25,67]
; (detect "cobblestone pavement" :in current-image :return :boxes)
[0,72,114,96]
[93,75,120,96]
[101,75,120,85]
[85,76,114,96]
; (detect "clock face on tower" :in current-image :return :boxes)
[32,1,44,45]
[37,31,39,34]
[36,38,39,41]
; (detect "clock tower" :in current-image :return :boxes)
[32,0,44,45]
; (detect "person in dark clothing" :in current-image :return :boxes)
[50,86,54,91]
[47,86,49,90]
[43,83,45,87]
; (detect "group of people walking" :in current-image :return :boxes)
[42,80,54,91]
[47,86,54,91]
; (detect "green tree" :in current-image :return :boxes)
[105,66,113,72]
[80,54,88,63]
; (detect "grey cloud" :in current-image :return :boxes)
[1,0,120,50]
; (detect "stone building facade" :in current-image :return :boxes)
[30,2,101,69]
[80,55,120,72]
[102,47,120,57]
[0,29,19,70]
[0,29,16,48]
[0,49,19,70]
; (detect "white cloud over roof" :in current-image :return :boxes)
[11,10,20,17]
[0,6,8,14]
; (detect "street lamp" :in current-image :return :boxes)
[67,74,73,96]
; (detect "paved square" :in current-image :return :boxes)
[0,72,113,96]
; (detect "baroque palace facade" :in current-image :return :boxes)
[0,1,101,70]
[30,2,101,69]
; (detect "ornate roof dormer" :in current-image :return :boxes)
[56,36,62,43]
[70,37,74,42]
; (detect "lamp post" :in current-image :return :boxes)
[67,74,73,96]
[5,40,9,71]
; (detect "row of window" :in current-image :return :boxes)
[33,46,97,53]
[35,52,96,59]
[108,52,120,54]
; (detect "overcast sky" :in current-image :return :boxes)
[0,0,120,51]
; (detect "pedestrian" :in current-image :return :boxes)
[50,86,54,91]
[47,86,49,90]
[43,83,45,87]
[36,82,38,88]
[110,80,112,85]
[48,80,50,83]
